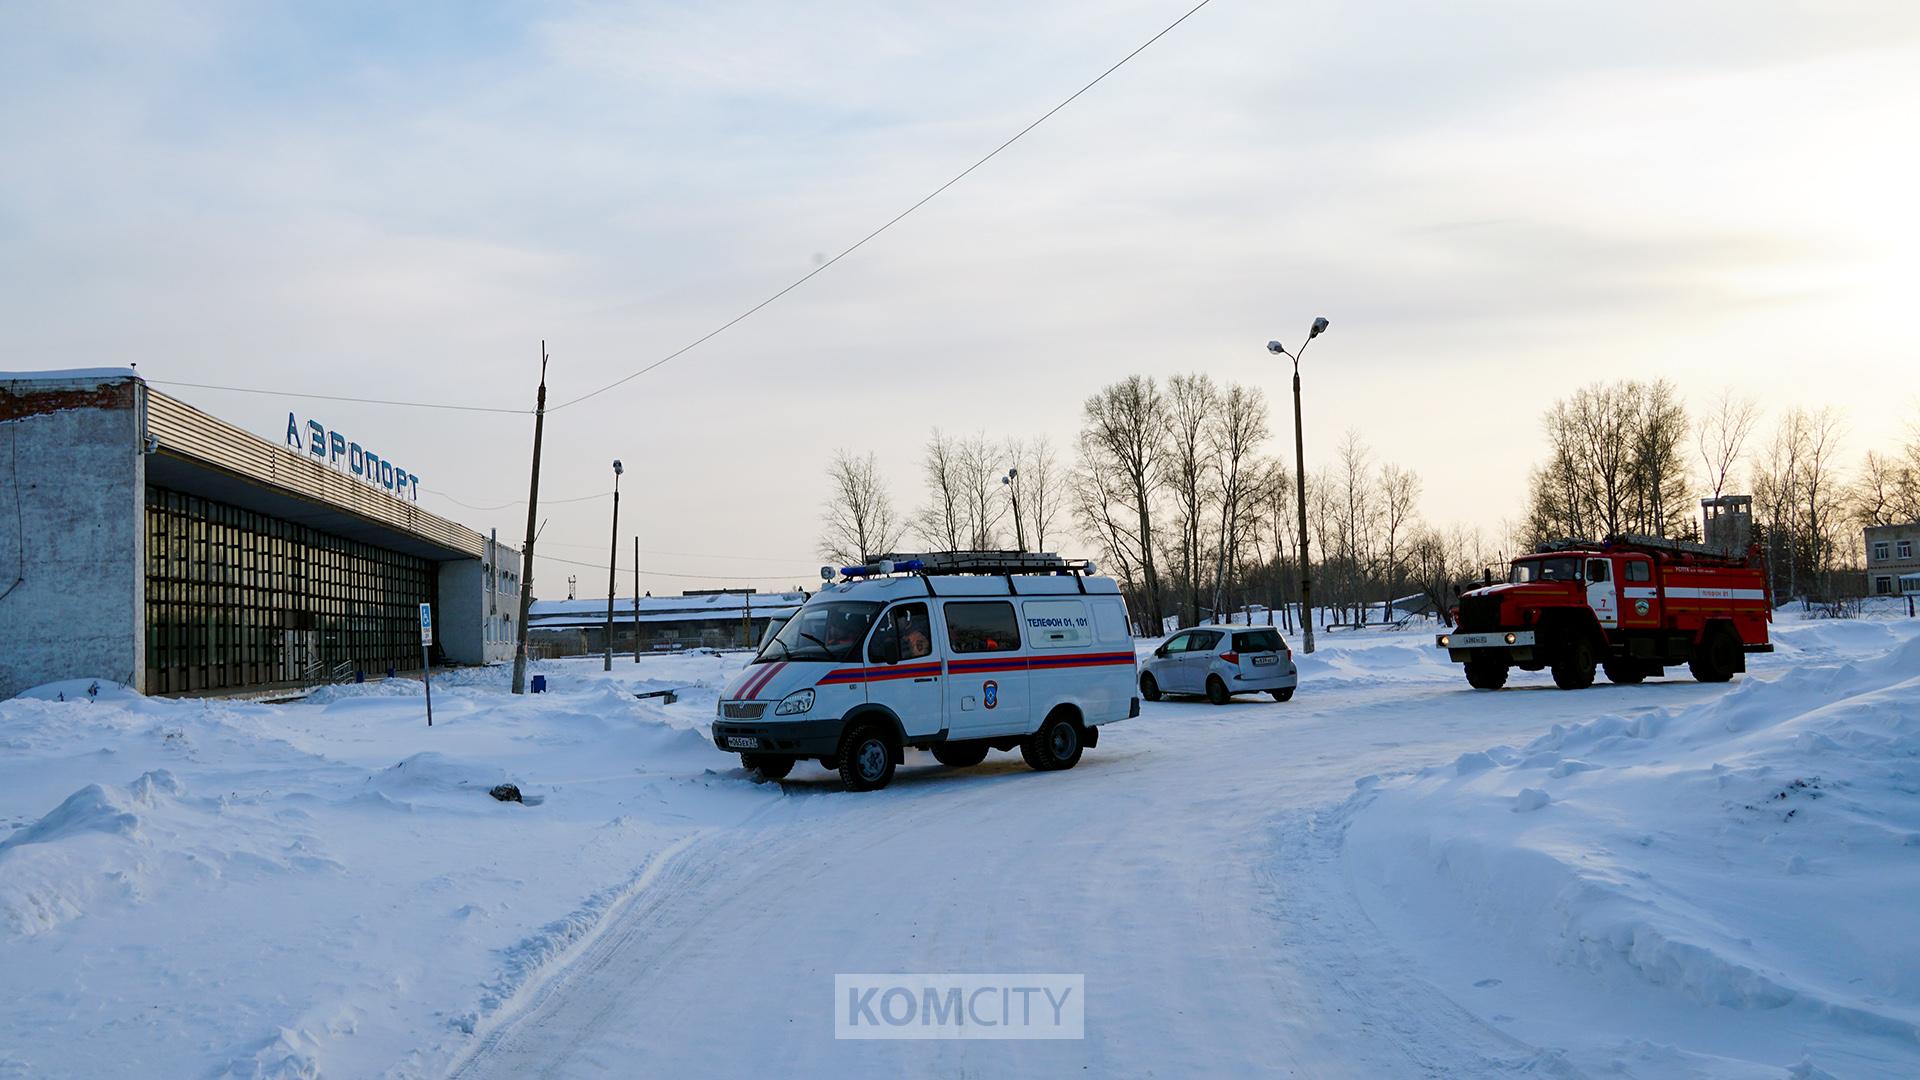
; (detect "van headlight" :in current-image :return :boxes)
[774,688,815,715]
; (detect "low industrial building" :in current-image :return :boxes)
[528,589,807,656]
[0,370,521,698]
[1865,523,1920,597]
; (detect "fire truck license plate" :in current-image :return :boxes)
[726,736,760,749]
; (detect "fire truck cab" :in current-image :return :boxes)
[1437,531,1772,691]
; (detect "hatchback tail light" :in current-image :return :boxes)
[1220,652,1239,665]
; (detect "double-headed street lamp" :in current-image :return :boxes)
[604,459,624,672]
[1001,467,1025,551]
[1267,316,1330,654]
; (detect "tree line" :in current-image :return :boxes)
[1526,379,1920,602]
[820,377,1916,634]
[821,374,1490,635]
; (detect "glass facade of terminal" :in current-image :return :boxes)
[144,486,433,693]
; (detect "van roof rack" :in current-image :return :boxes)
[846,550,1092,578]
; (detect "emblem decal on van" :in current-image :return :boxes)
[983,680,999,709]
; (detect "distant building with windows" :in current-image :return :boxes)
[1,370,522,698]
[1864,523,1920,596]
[528,589,809,655]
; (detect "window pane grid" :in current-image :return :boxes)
[144,485,434,694]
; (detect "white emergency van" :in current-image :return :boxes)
[710,551,1139,791]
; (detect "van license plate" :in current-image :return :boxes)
[726,736,760,749]
[1253,655,1277,666]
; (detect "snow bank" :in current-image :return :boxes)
[0,653,775,1078]
[1340,620,1920,1075]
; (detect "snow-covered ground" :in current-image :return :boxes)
[2,615,1916,1077]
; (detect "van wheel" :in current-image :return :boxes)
[1269,688,1294,702]
[838,722,896,791]
[1205,675,1230,705]
[1551,638,1597,690]
[931,741,989,768]
[1465,660,1509,690]
[1139,672,1162,702]
[1021,711,1084,771]
[1603,661,1647,685]
[1689,627,1740,684]
[743,754,794,780]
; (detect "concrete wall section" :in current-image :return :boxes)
[0,376,144,699]
[435,540,523,666]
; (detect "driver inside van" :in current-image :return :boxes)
[900,610,931,660]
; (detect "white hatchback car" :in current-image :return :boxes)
[1139,626,1298,705]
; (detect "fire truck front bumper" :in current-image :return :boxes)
[1438,631,1537,663]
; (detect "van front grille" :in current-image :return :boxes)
[722,702,768,720]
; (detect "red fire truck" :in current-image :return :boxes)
[1436,533,1772,690]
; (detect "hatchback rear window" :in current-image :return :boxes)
[1233,630,1285,652]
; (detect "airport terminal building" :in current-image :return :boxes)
[0,370,521,698]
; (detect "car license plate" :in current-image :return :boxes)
[1253,655,1277,666]
[725,736,760,749]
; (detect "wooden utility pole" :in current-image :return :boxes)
[510,344,549,694]
[632,536,641,662]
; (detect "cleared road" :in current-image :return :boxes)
[452,664,1739,1079]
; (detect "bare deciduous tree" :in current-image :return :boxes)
[1078,376,1168,631]
[955,432,1007,550]
[1009,437,1063,552]
[1697,388,1759,500]
[1164,373,1219,625]
[916,429,964,550]
[818,450,906,564]
[1206,383,1268,622]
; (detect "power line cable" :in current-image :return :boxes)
[546,0,1214,413]
[147,379,530,414]
[143,0,1215,416]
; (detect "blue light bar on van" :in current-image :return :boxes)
[839,558,925,579]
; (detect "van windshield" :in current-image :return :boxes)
[756,601,881,664]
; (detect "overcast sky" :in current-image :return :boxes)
[4,2,1917,596]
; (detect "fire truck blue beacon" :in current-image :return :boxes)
[285,412,422,502]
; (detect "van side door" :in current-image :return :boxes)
[943,600,1031,738]
[863,602,943,739]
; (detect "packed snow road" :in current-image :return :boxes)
[7,618,1913,1078]
[452,661,1740,1079]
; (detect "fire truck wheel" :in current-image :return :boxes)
[1552,638,1597,690]
[1139,672,1162,702]
[1689,628,1740,684]
[931,741,989,768]
[1603,661,1647,685]
[1464,659,1509,690]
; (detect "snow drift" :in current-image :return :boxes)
[1342,624,1920,1075]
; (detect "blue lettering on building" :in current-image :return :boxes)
[284,412,421,502]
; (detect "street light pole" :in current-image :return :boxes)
[604,460,623,671]
[1268,317,1329,654]
[1002,468,1025,551]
